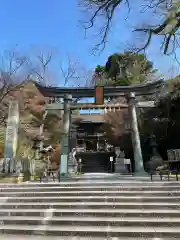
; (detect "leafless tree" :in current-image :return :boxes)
[60,54,80,86]
[79,0,180,55]
[100,108,129,145]
[0,48,30,125]
[23,51,93,148]
[59,53,94,87]
[30,50,93,87]
[30,51,54,86]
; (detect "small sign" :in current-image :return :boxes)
[110,157,113,162]
[124,158,131,164]
[167,149,180,161]
[175,149,180,161]
[137,101,155,108]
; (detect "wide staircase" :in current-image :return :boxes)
[0,178,180,239]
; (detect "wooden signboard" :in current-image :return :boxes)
[175,149,180,161]
[95,86,104,105]
[167,149,180,161]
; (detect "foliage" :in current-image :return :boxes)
[93,52,157,86]
[101,110,129,143]
[0,80,63,162]
[139,76,180,159]
[50,144,61,167]
[27,92,63,144]
[94,65,111,86]
[100,75,180,161]
[16,129,34,160]
[95,65,106,75]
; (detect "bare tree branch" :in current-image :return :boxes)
[0,49,30,125]
[59,53,94,87]
[79,0,127,53]
[30,51,53,86]
[59,54,80,86]
[79,0,180,54]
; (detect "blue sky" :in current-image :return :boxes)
[0,0,178,86]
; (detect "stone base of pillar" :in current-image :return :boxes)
[17,172,24,183]
[114,158,128,173]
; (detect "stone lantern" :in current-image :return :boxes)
[29,136,44,180]
[40,145,54,170]
[148,134,163,172]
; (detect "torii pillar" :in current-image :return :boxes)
[60,94,72,176]
[127,92,146,175]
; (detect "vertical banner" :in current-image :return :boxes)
[4,100,19,172]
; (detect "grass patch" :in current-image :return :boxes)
[71,172,83,176]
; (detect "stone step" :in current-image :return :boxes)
[0,180,179,238]
[1,202,180,210]
[60,177,177,182]
[1,185,180,192]
[0,180,179,188]
[1,236,172,240]
[0,208,180,218]
[0,190,178,197]
[1,216,180,227]
[2,195,180,203]
[0,224,179,238]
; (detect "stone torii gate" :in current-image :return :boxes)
[35,80,163,177]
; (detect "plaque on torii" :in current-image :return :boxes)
[95,86,104,105]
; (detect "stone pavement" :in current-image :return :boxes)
[0,174,180,238]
